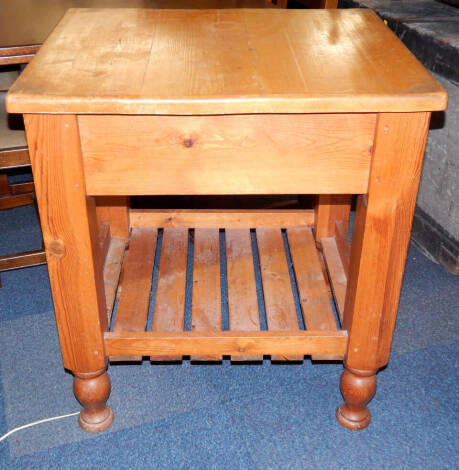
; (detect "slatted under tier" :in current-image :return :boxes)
[104,227,348,362]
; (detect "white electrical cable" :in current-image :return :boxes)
[0,412,79,442]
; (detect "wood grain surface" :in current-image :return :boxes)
[287,227,340,359]
[79,114,374,195]
[23,114,107,372]
[130,209,315,229]
[191,229,222,360]
[226,229,262,360]
[343,113,431,370]
[151,228,188,361]
[111,228,156,360]
[6,9,447,114]
[105,330,348,357]
[257,228,302,361]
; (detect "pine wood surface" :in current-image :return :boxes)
[112,228,156,333]
[256,228,302,361]
[130,209,315,229]
[95,196,130,240]
[104,330,348,357]
[111,228,156,360]
[6,9,447,114]
[151,228,188,361]
[191,228,222,360]
[287,227,340,360]
[314,195,351,242]
[78,113,375,195]
[343,112,431,370]
[226,229,262,361]
[23,114,107,373]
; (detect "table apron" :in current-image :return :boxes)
[78,113,376,196]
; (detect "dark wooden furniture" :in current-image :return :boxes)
[0,89,46,282]
[7,8,447,433]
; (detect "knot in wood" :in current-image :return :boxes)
[48,239,66,258]
[183,138,194,148]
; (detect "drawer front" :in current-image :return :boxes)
[78,114,376,196]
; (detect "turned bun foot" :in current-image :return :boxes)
[74,368,114,433]
[336,366,377,431]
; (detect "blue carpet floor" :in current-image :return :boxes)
[0,203,458,469]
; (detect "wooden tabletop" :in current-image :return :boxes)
[0,0,272,64]
[6,8,447,115]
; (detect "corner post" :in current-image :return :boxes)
[337,112,431,429]
[24,114,113,432]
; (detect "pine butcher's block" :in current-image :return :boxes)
[6,8,447,432]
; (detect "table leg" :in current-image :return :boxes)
[24,114,113,432]
[337,112,430,430]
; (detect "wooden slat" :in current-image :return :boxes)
[130,209,314,229]
[0,193,34,209]
[226,229,262,361]
[321,236,347,325]
[9,181,34,195]
[0,54,35,66]
[0,147,30,169]
[103,237,126,324]
[256,228,302,361]
[287,227,340,360]
[191,228,221,361]
[104,330,347,358]
[111,228,156,361]
[151,228,188,361]
[79,113,374,196]
[0,249,46,272]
